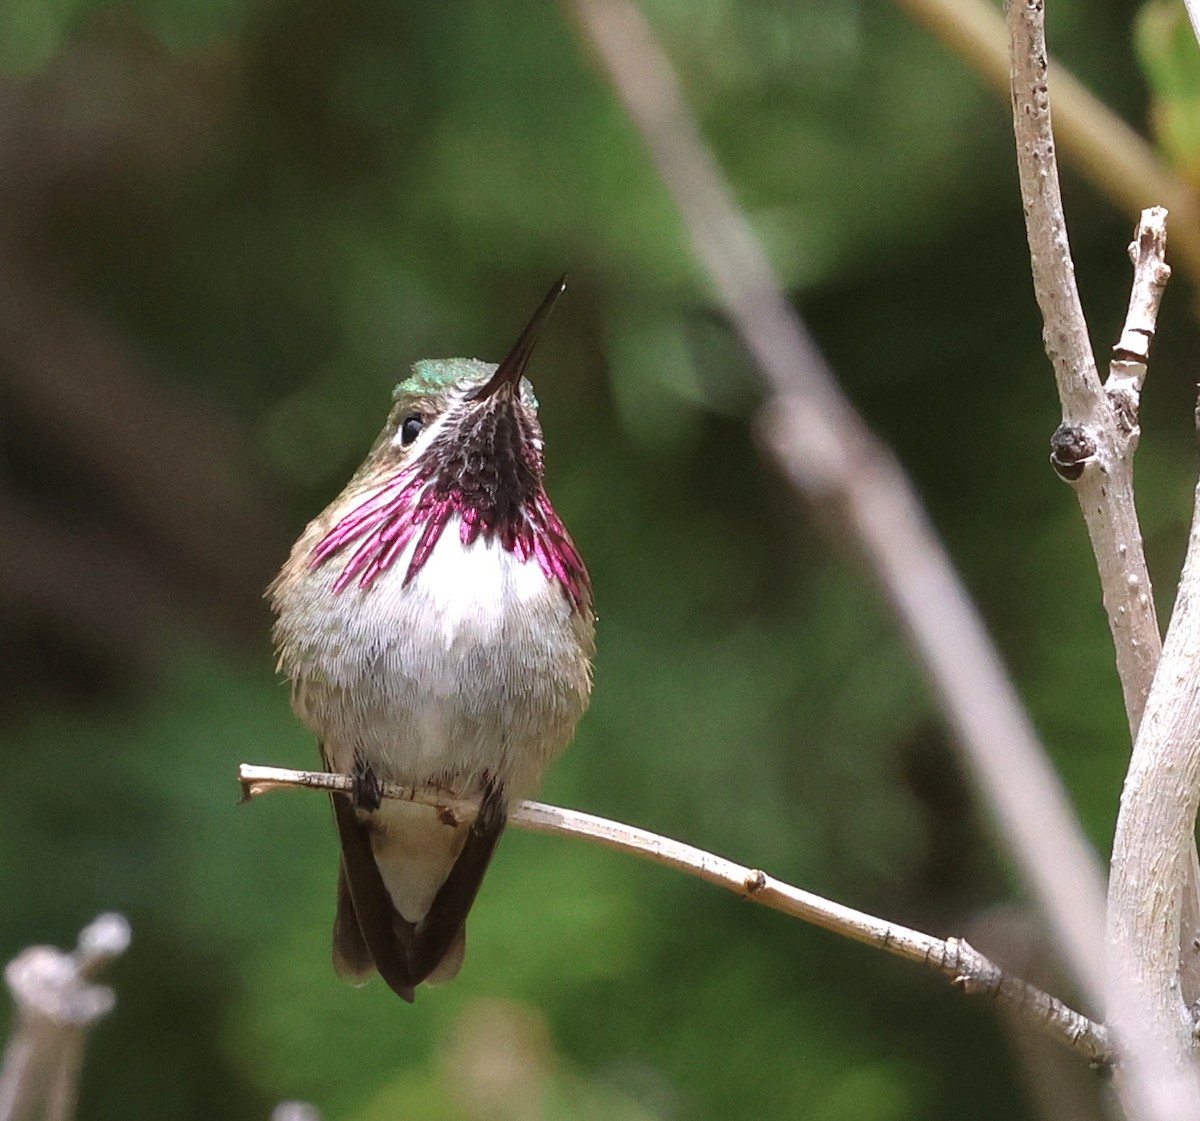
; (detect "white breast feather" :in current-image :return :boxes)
[282,513,583,794]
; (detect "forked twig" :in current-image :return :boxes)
[1007,0,1200,1117]
[1009,0,1163,738]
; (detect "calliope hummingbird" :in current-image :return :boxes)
[269,279,595,1001]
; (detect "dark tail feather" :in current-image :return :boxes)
[406,784,508,983]
[329,793,417,1002]
[330,783,508,999]
[332,864,373,981]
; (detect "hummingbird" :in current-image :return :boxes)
[268,278,594,1001]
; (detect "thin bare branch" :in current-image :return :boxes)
[566,0,1107,1012]
[1008,0,1200,1115]
[1108,467,1200,1054]
[1110,211,1171,394]
[238,763,1112,1066]
[892,0,1200,287]
[1007,0,1200,1020]
[1009,3,1163,739]
[1101,210,1200,1006]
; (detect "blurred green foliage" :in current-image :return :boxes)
[1138,0,1200,183]
[3,0,1198,1118]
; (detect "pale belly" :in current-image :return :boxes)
[274,519,594,799]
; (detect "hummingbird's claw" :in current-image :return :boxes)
[351,761,384,812]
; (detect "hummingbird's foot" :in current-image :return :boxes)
[474,780,507,835]
[351,761,384,812]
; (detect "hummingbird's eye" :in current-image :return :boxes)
[400,415,424,446]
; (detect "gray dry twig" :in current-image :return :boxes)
[1007,0,1200,1115]
[1008,1,1162,737]
[238,763,1112,1067]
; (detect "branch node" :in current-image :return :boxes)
[1049,424,1097,482]
[1104,385,1140,437]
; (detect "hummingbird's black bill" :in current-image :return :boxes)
[468,275,567,402]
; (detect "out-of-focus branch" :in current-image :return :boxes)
[0,914,131,1121]
[565,0,1108,1014]
[0,55,287,662]
[271,1104,322,1121]
[1188,1,1200,55]
[891,0,1200,289]
[238,764,1112,1067]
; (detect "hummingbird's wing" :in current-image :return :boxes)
[328,778,508,1000]
[331,863,373,981]
[329,791,418,1002]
